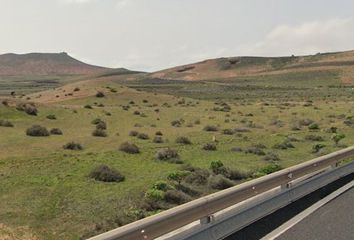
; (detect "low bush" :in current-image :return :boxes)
[145,189,165,202]
[222,129,234,135]
[175,136,192,145]
[308,123,320,130]
[203,125,218,132]
[152,181,172,191]
[119,142,140,154]
[84,104,93,109]
[254,164,282,177]
[0,120,14,127]
[137,133,149,140]
[63,142,83,150]
[2,100,8,106]
[155,131,163,136]
[312,144,326,153]
[155,148,182,164]
[89,165,125,183]
[299,118,314,126]
[234,128,251,133]
[210,160,227,175]
[202,143,217,151]
[164,190,191,204]
[50,128,63,135]
[273,141,295,150]
[226,169,251,180]
[18,103,38,116]
[96,121,107,130]
[92,129,107,137]
[305,135,324,141]
[46,114,56,120]
[184,169,210,185]
[209,175,234,190]
[153,136,164,143]
[263,152,280,161]
[96,91,105,98]
[171,120,182,127]
[231,147,243,152]
[244,146,265,155]
[91,118,102,125]
[129,130,139,137]
[26,125,49,137]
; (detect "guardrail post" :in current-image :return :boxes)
[200,215,214,224]
[281,173,293,190]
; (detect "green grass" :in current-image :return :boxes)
[1,80,354,239]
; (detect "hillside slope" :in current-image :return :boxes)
[0,52,110,76]
[151,50,354,83]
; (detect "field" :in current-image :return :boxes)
[1,50,354,240]
[1,75,354,239]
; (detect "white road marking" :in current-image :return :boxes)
[260,180,354,240]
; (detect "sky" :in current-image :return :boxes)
[1,0,354,71]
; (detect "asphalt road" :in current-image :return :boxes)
[276,187,354,240]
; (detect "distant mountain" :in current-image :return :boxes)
[151,50,354,83]
[0,52,111,76]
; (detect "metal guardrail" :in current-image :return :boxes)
[89,147,354,240]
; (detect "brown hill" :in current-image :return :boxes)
[151,50,354,83]
[0,52,111,76]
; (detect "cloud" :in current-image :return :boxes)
[243,17,354,56]
[62,0,96,4]
[115,0,131,9]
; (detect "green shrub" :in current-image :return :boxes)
[167,171,190,185]
[63,142,83,150]
[210,160,225,174]
[46,114,56,120]
[119,142,140,154]
[145,189,164,201]
[91,118,102,125]
[89,165,125,183]
[152,181,172,191]
[273,141,295,150]
[312,144,326,153]
[175,136,192,145]
[331,133,345,146]
[308,123,320,130]
[26,125,49,137]
[84,104,93,109]
[255,164,282,177]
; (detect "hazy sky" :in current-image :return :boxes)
[1,0,354,71]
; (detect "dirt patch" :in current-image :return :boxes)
[0,224,39,240]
